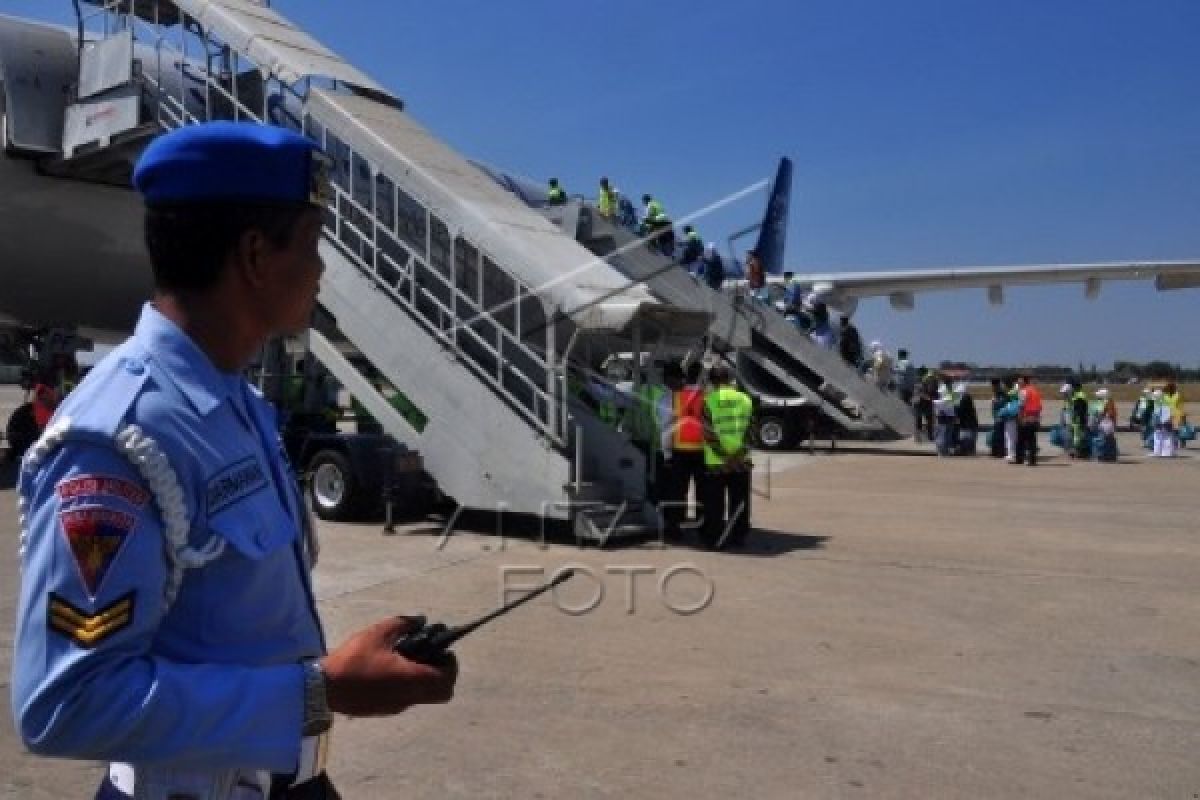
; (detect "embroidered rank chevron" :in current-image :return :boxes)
[47,592,135,648]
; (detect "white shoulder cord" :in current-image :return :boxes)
[17,417,75,567]
[115,425,225,606]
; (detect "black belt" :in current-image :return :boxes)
[96,772,338,800]
[270,771,340,800]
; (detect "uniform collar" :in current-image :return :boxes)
[133,303,236,417]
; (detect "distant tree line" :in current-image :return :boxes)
[936,360,1200,383]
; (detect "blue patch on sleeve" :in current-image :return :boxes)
[206,457,268,515]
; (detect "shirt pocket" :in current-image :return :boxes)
[206,466,298,560]
[191,493,311,654]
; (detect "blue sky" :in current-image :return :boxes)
[12,0,1200,367]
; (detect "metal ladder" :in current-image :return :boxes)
[561,205,916,437]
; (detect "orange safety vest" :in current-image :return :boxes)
[1020,385,1043,419]
[672,387,705,451]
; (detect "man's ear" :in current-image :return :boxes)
[234,228,271,288]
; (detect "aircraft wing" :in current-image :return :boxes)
[793,260,1200,310]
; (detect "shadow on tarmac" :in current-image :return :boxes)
[391,510,829,558]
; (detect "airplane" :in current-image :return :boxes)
[1,6,1198,439]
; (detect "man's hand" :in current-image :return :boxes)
[320,617,458,717]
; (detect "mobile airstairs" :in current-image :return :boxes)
[49,0,713,539]
[546,203,916,442]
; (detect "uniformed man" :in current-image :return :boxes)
[698,364,754,550]
[11,122,456,799]
[546,177,567,206]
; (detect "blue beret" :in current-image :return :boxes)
[133,121,332,206]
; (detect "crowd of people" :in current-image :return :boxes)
[912,373,1193,463]
[579,358,754,551]
[546,177,729,290]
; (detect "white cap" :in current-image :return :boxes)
[953,382,968,394]
[1152,389,1164,399]
[1096,388,1109,398]
[1060,383,1072,395]
[869,340,883,351]
[1142,387,1152,394]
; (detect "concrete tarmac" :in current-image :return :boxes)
[1,387,1199,798]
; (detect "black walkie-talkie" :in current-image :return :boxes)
[394,569,575,665]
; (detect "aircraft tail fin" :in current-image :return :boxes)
[753,157,792,275]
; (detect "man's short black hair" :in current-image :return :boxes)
[144,203,310,292]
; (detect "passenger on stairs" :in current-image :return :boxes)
[838,316,863,368]
[700,243,725,290]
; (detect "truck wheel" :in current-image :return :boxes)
[753,415,791,450]
[308,449,361,521]
[6,403,40,463]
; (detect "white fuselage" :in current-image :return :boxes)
[0,115,151,337]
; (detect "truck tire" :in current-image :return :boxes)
[308,449,363,521]
[6,403,39,463]
[752,415,791,451]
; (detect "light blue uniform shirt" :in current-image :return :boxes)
[12,304,324,773]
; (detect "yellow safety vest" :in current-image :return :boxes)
[703,386,753,467]
[598,186,616,217]
[628,384,667,450]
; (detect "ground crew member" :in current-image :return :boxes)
[1069,379,1090,459]
[625,362,670,501]
[11,122,456,800]
[699,364,753,550]
[597,177,617,219]
[661,361,707,538]
[1015,374,1042,466]
[640,194,674,256]
[546,177,567,205]
[680,224,703,268]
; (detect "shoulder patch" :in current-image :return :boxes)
[58,506,137,598]
[48,591,135,649]
[57,474,150,508]
[207,457,268,515]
